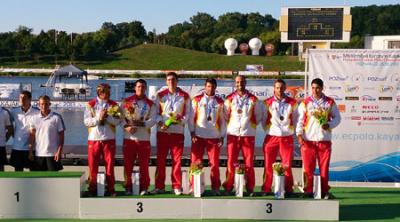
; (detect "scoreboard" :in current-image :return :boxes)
[280,7,351,43]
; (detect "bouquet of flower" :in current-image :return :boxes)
[312,108,329,126]
[161,112,183,130]
[107,105,121,118]
[124,102,135,115]
[234,163,246,175]
[272,162,286,176]
[123,102,135,122]
[189,160,203,176]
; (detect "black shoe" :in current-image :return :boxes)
[211,189,221,196]
[105,191,117,197]
[323,193,335,200]
[261,192,273,196]
[150,188,166,195]
[84,191,96,197]
[284,192,295,198]
[301,193,314,198]
[223,190,232,196]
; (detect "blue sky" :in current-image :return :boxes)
[1,0,398,34]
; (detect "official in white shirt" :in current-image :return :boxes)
[10,91,39,171]
[29,95,65,171]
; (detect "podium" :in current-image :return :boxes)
[0,172,84,218]
[0,172,339,220]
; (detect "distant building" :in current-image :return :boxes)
[364,35,400,49]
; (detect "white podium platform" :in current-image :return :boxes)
[0,172,85,219]
[80,198,338,221]
[0,172,339,221]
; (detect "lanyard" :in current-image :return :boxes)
[236,93,248,110]
[205,95,214,118]
[97,98,108,111]
[134,99,147,120]
[275,96,286,117]
[168,92,178,112]
[311,95,326,110]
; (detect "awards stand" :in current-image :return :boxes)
[0,172,339,221]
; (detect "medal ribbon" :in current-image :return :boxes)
[205,95,213,119]
[168,92,178,113]
[236,93,248,112]
[275,96,286,119]
[135,99,147,120]
[311,95,327,110]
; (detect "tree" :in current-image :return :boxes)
[215,12,247,35]
[245,13,267,36]
[14,26,34,56]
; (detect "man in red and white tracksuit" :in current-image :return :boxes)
[296,78,341,199]
[223,75,262,196]
[121,79,156,196]
[84,83,121,196]
[189,78,226,195]
[151,72,191,196]
[261,79,297,195]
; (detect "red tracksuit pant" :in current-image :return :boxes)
[155,132,184,190]
[262,135,294,193]
[223,135,255,193]
[190,137,221,190]
[123,139,151,192]
[301,140,332,195]
[88,140,116,194]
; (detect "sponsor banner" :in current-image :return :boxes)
[0,100,87,109]
[0,84,21,99]
[148,85,304,105]
[238,71,279,76]
[308,49,400,182]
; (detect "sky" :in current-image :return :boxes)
[0,0,398,34]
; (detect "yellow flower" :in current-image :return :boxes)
[107,105,121,118]
[189,160,204,183]
[272,162,286,176]
[313,108,329,125]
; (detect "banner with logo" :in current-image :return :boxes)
[149,85,304,102]
[308,49,400,182]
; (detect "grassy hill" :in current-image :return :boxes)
[0,44,304,71]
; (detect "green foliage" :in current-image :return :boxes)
[332,4,400,49]
[0,4,399,61]
[165,12,280,54]
[0,20,147,60]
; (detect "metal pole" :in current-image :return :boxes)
[55,31,58,65]
[304,48,309,97]
[70,33,73,63]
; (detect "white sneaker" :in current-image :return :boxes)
[174,188,182,196]
[140,190,148,196]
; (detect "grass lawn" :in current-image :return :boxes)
[0,171,83,178]
[0,44,305,72]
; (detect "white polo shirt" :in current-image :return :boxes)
[0,107,12,147]
[30,111,65,157]
[11,106,40,151]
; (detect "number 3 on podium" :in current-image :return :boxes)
[266,203,272,214]
[137,202,143,213]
